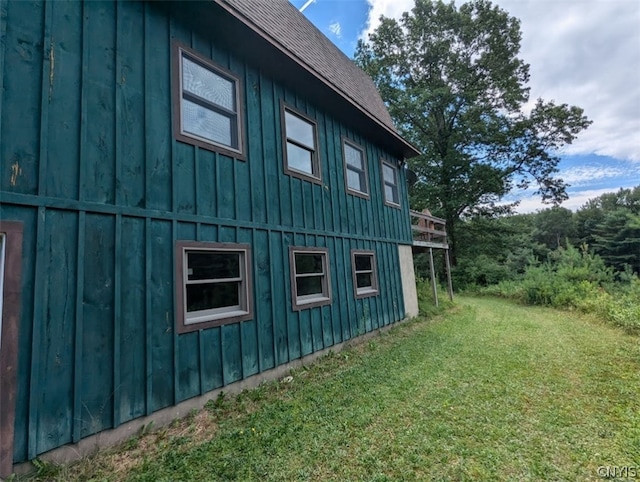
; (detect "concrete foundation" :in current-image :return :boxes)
[398,244,419,318]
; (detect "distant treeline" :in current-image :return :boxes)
[415,185,640,332]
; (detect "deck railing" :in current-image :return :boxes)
[410,210,448,248]
[409,209,453,304]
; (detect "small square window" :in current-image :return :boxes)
[173,43,245,158]
[175,241,253,333]
[351,250,379,298]
[381,160,400,207]
[282,103,321,183]
[290,247,331,310]
[343,138,369,198]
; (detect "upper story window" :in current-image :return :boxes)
[282,103,321,182]
[289,247,331,310]
[343,138,369,198]
[173,43,245,159]
[175,241,253,333]
[381,160,400,207]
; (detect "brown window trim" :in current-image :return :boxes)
[281,101,322,184]
[0,221,23,478]
[175,241,253,334]
[172,41,247,160]
[351,249,379,299]
[289,246,332,311]
[381,158,401,209]
[342,136,370,199]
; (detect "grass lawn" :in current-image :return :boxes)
[23,296,640,481]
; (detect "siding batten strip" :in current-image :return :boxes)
[27,207,46,459]
[112,1,122,428]
[172,220,178,405]
[79,0,89,204]
[37,0,53,198]
[0,0,7,152]
[113,214,122,428]
[144,217,152,415]
[114,0,122,207]
[72,211,86,443]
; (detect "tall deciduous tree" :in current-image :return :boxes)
[355,0,591,261]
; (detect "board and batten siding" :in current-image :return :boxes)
[0,0,413,463]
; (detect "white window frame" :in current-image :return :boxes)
[175,241,253,333]
[351,250,379,298]
[173,43,245,159]
[282,102,321,183]
[342,137,369,198]
[290,247,332,311]
[381,159,401,207]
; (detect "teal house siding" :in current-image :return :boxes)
[0,0,418,469]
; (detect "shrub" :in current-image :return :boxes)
[475,244,640,333]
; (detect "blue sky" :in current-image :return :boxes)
[290,0,640,213]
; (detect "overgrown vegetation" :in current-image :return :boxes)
[478,244,640,332]
[437,186,640,332]
[17,296,639,481]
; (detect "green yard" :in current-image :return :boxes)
[26,297,640,481]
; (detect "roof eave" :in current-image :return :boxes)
[213,0,421,160]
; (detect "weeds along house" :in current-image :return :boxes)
[0,0,420,473]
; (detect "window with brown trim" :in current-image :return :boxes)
[343,138,369,198]
[290,247,331,310]
[381,159,400,207]
[173,43,245,158]
[351,250,379,298]
[282,103,321,182]
[175,241,253,333]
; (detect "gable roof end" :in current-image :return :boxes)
[214,0,420,159]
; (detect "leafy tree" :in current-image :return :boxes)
[354,0,591,261]
[532,206,577,250]
[575,186,640,274]
[591,210,640,273]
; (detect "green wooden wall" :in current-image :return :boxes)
[0,0,413,463]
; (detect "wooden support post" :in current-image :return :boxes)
[445,249,454,301]
[429,247,438,307]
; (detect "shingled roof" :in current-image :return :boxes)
[214,0,420,158]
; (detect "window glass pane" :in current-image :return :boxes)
[347,166,366,192]
[296,276,324,296]
[182,99,233,146]
[383,163,396,184]
[285,111,315,149]
[286,142,314,175]
[385,184,399,204]
[182,56,235,111]
[186,281,240,312]
[354,254,372,272]
[188,252,240,280]
[356,273,373,289]
[345,143,363,170]
[295,253,323,274]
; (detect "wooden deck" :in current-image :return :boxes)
[409,210,453,305]
[410,210,448,249]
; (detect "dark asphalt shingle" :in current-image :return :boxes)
[217,0,398,135]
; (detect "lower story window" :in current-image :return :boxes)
[352,250,379,298]
[290,247,332,310]
[175,241,253,333]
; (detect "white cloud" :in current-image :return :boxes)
[516,187,634,213]
[361,0,414,40]
[560,165,631,186]
[329,21,343,38]
[361,0,640,162]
